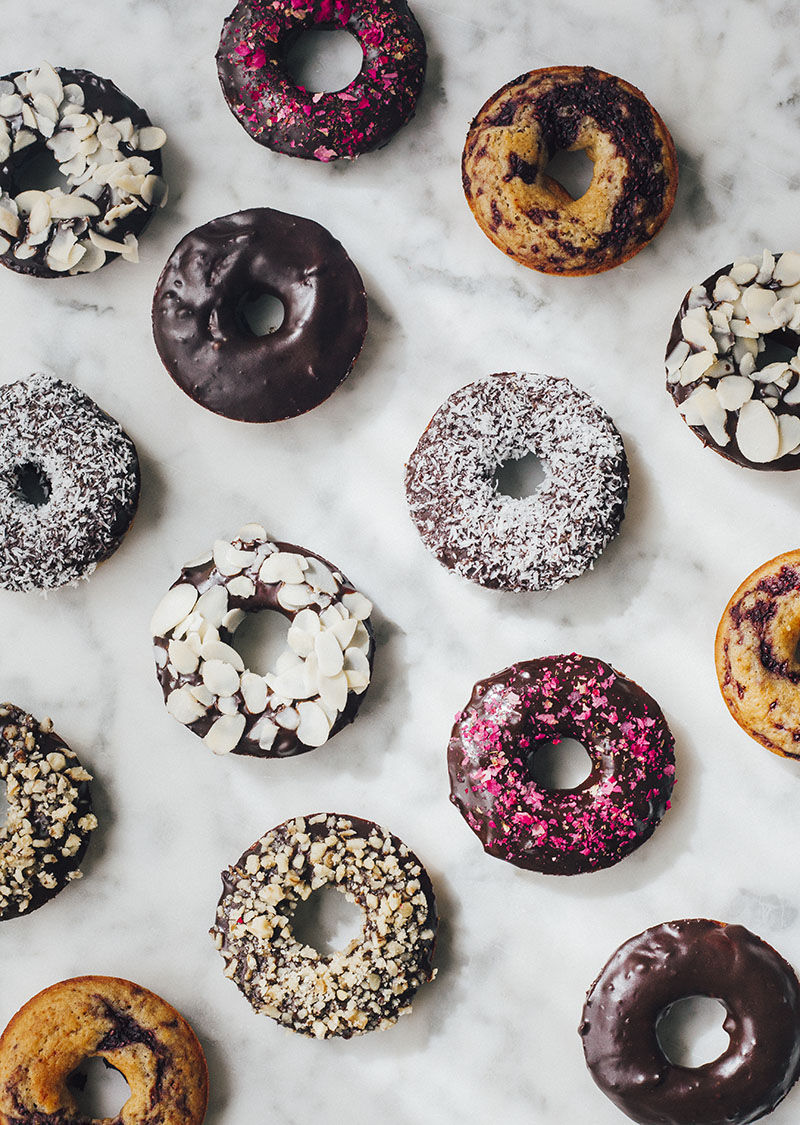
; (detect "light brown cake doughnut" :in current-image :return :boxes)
[462,65,678,276]
[715,549,800,759]
[0,976,208,1124]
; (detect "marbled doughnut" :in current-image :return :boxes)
[462,66,678,275]
[152,523,374,757]
[0,976,208,1124]
[151,208,368,423]
[580,919,800,1125]
[448,655,675,875]
[667,250,800,469]
[715,549,800,758]
[0,703,96,920]
[216,0,426,161]
[0,374,140,592]
[0,62,167,278]
[211,813,437,1038]
[404,372,628,591]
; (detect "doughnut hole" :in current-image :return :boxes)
[770,599,800,674]
[526,737,592,790]
[542,147,595,201]
[239,292,285,337]
[291,884,365,956]
[285,28,364,94]
[229,609,287,677]
[67,1057,131,1119]
[14,461,51,507]
[9,143,72,196]
[656,996,730,1068]
[493,451,545,499]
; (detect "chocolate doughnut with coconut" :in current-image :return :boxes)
[0,62,167,278]
[152,524,374,757]
[667,250,800,469]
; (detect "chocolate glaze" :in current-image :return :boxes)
[216,0,426,161]
[448,655,675,875]
[152,208,368,422]
[0,67,163,280]
[580,919,800,1125]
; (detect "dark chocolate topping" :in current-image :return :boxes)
[151,207,368,422]
[580,919,800,1125]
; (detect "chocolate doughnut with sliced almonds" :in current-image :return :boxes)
[0,703,97,920]
[462,66,678,276]
[715,549,800,759]
[152,523,374,757]
[667,250,800,469]
[0,976,208,1124]
[404,372,628,591]
[0,62,167,278]
[211,813,437,1038]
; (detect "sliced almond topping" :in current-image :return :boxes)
[665,340,690,382]
[293,608,322,635]
[777,414,800,459]
[201,638,245,672]
[712,275,740,302]
[168,639,200,675]
[251,716,279,751]
[259,551,308,585]
[213,539,255,577]
[678,350,716,385]
[715,376,753,412]
[681,309,717,352]
[296,701,332,747]
[26,63,63,107]
[166,686,207,725]
[756,249,776,284]
[48,192,100,220]
[330,617,359,650]
[341,592,372,621]
[151,584,199,636]
[315,630,344,677]
[287,626,314,657]
[736,400,780,462]
[203,713,246,755]
[318,671,348,712]
[752,362,790,385]
[137,125,167,150]
[201,659,241,697]
[237,522,267,542]
[774,251,800,287]
[228,575,256,599]
[730,259,759,285]
[769,297,795,328]
[241,672,268,714]
[195,584,229,627]
[274,707,300,731]
[277,583,316,610]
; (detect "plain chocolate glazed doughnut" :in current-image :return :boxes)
[580,919,800,1125]
[151,208,368,422]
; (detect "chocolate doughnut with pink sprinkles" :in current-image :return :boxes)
[216,0,426,161]
[448,655,675,875]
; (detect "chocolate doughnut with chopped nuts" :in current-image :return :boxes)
[211,813,437,1038]
[0,374,141,591]
[0,61,167,277]
[667,250,800,468]
[0,976,208,1124]
[405,372,628,591]
[0,703,96,920]
[152,523,374,757]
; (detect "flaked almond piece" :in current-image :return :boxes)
[204,713,246,755]
[730,259,759,285]
[168,639,200,675]
[213,539,255,577]
[202,659,240,697]
[777,414,800,458]
[678,384,729,445]
[259,551,308,585]
[241,672,268,714]
[318,671,348,712]
[770,297,795,328]
[681,309,717,352]
[296,701,332,747]
[736,400,780,462]
[775,251,800,287]
[342,592,372,621]
[228,575,256,599]
[237,522,267,542]
[151,584,198,636]
[315,630,344,677]
[167,686,207,724]
[195,584,228,627]
[0,93,23,118]
[665,340,690,382]
[137,125,167,151]
[26,62,63,107]
[251,716,279,751]
[48,193,100,220]
[752,362,790,385]
[678,350,716,385]
[277,583,315,610]
[716,376,753,412]
[201,638,245,672]
[713,275,740,302]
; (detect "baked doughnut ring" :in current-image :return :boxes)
[715,549,800,759]
[211,813,437,1038]
[448,655,675,874]
[0,374,140,591]
[0,976,208,1124]
[404,372,628,591]
[152,523,374,757]
[462,66,678,275]
[216,0,426,160]
[0,62,167,278]
[580,919,800,1125]
[0,703,96,919]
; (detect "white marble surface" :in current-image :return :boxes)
[3,1,800,1122]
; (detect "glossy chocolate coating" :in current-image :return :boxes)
[0,67,163,280]
[580,919,800,1125]
[152,208,368,422]
[448,655,675,875]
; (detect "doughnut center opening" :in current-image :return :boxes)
[231,610,290,677]
[285,28,364,94]
[14,461,52,507]
[756,327,799,371]
[67,1056,131,1119]
[239,292,285,337]
[494,451,546,499]
[543,148,595,201]
[13,144,72,195]
[656,996,730,1068]
[526,738,592,790]
[291,884,365,956]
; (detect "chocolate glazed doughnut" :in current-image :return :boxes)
[580,919,800,1125]
[152,208,368,422]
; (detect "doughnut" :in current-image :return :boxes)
[151,208,368,423]
[448,655,675,875]
[0,62,167,278]
[715,549,800,759]
[404,372,628,591]
[211,812,437,1038]
[462,66,678,275]
[0,976,208,1124]
[216,0,426,161]
[0,374,140,592]
[0,703,96,920]
[152,523,374,757]
[667,250,800,469]
[580,919,800,1125]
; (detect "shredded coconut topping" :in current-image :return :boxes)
[405,372,628,591]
